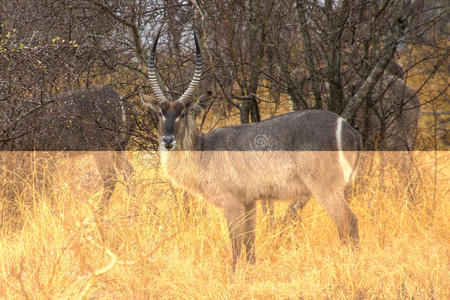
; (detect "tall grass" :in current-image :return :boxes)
[0,151,448,299]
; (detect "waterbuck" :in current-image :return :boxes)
[0,87,135,214]
[281,63,421,221]
[140,32,362,270]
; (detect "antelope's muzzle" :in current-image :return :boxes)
[162,135,175,150]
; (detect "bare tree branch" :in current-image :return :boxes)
[342,16,408,120]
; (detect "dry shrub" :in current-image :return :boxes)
[0,151,448,298]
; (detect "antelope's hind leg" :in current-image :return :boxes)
[315,187,359,245]
[93,152,118,215]
[92,152,136,215]
[115,152,136,199]
[115,152,140,219]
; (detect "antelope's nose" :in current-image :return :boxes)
[162,135,175,149]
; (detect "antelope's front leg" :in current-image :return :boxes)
[223,199,256,271]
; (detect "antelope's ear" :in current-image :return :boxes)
[140,93,159,111]
[190,91,213,114]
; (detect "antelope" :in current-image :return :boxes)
[140,32,362,270]
[0,87,135,214]
[281,63,421,221]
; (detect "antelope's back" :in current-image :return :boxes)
[201,110,361,152]
[354,75,420,150]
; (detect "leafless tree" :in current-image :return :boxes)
[1,0,447,226]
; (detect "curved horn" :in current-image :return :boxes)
[148,30,168,103]
[177,33,202,104]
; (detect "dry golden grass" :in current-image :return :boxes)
[0,151,448,299]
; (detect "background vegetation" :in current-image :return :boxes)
[0,0,448,298]
[0,151,448,298]
[1,0,448,150]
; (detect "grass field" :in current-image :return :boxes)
[0,151,448,299]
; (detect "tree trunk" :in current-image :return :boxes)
[241,0,262,123]
[296,0,322,109]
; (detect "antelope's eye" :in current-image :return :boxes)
[175,113,184,122]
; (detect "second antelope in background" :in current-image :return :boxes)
[141,32,362,271]
[0,87,135,215]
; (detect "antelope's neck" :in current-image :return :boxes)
[159,145,205,196]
